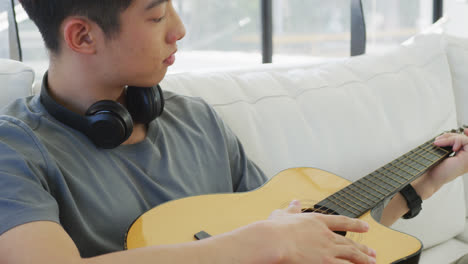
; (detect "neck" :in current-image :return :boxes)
[47,60,126,115]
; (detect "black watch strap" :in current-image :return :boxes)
[400,184,423,219]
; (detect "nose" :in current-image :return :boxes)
[166,4,186,44]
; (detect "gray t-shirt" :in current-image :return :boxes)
[0,91,267,257]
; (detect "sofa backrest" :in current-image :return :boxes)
[0,59,34,108]
[162,33,466,249]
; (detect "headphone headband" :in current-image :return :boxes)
[39,72,164,149]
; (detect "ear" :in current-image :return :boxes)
[62,18,98,55]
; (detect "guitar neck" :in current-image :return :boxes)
[315,136,454,218]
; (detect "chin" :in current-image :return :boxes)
[130,72,166,88]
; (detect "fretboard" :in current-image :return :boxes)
[314,136,453,218]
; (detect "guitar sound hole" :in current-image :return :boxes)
[301,207,347,237]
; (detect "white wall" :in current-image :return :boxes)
[445,0,468,37]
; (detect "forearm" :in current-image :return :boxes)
[380,174,435,227]
[87,222,277,264]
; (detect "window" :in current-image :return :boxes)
[10,0,436,81]
[272,0,432,58]
[171,0,261,72]
[0,2,9,59]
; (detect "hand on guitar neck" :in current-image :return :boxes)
[382,128,468,227]
[417,128,468,199]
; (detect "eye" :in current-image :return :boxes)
[152,16,165,23]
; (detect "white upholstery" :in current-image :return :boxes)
[420,239,468,264]
[0,59,34,107]
[161,33,468,262]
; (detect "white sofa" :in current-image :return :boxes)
[2,32,468,263]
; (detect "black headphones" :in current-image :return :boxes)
[40,72,165,149]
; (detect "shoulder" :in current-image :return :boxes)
[0,96,50,162]
[0,95,43,131]
[163,90,213,110]
[162,90,223,124]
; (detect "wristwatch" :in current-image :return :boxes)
[400,184,423,219]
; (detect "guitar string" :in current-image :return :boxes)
[311,129,460,216]
[308,142,446,217]
[306,138,452,217]
[312,142,432,215]
[314,141,451,217]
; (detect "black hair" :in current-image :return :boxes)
[20,0,133,53]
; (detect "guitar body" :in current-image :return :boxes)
[126,167,422,263]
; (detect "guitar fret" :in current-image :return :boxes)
[351,182,382,202]
[324,196,361,216]
[372,171,400,189]
[360,177,390,196]
[343,185,376,207]
[413,151,434,166]
[406,150,428,167]
[369,172,395,190]
[339,187,374,209]
[382,165,408,186]
[421,146,441,161]
[332,192,368,212]
[355,180,386,202]
[399,155,422,174]
[414,147,436,165]
[386,163,412,181]
[391,162,416,180]
[379,166,408,184]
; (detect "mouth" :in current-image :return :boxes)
[163,50,177,66]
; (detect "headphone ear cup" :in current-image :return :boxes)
[127,84,165,124]
[85,100,133,149]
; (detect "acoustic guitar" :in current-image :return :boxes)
[125,128,463,263]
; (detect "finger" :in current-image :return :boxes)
[454,137,464,152]
[335,245,377,264]
[434,135,468,151]
[319,215,370,233]
[285,200,302,214]
[324,258,353,264]
[332,234,377,258]
[434,133,457,144]
[435,133,457,140]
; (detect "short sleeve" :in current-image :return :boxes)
[0,118,60,236]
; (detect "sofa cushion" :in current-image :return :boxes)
[444,34,468,128]
[419,238,468,264]
[443,35,468,221]
[0,59,34,107]
[162,33,464,249]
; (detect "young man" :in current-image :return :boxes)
[0,0,467,263]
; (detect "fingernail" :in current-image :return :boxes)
[289,200,299,206]
[362,221,370,230]
[369,248,377,257]
[369,257,377,264]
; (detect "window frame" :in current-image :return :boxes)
[8,0,444,62]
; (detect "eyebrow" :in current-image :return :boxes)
[145,0,168,11]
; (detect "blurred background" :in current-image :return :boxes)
[1,0,467,82]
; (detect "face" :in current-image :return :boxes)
[97,0,186,88]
